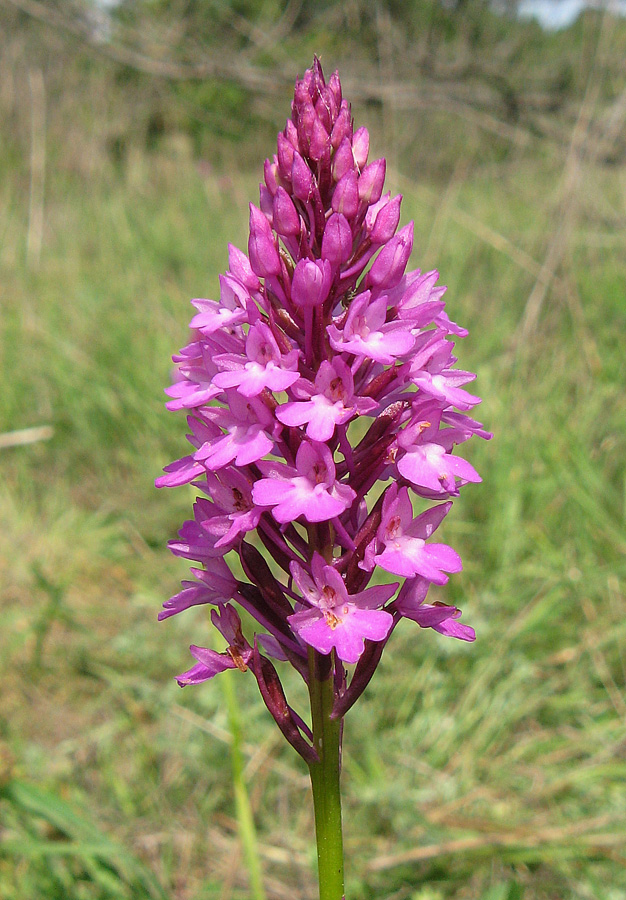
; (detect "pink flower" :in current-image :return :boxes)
[193,390,275,469]
[212,322,299,397]
[373,485,462,584]
[189,273,250,336]
[394,577,475,642]
[253,442,356,524]
[409,331,481,410]
[328,291,415,364]
[397,405,482,495]
[288,555,396,664]
[276,359,377,442]
[163,341,222,411]
[196,468,262,548]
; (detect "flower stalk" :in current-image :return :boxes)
[308,649,345,900]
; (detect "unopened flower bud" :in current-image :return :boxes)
[228,243,260,291]
[370,194,402,244]
[295,100,316,158]
[308,114,330,161]
[322,213,353,266]
[358,159,386,204]
[311,56,325,97]
[292,152,315,202]
[332,137,355,182]
[315,91,336,132]
[328,71,342,107]
[248,204,281,278]
[352,126,370,169]
[259,184,273,219]
[277,132,295,179]
[285,119,299,147]
[273,186,300,237]
[294,79,313,113]
[330,103,352,149]
[332,171,359,218]
[366,222,414,289]
[264,158,279,195]
[291,258,332,307]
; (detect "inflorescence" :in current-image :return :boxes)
[157,57,490,762]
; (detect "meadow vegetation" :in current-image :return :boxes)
[1,2,626,898]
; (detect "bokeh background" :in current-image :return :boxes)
[1,1,626,898]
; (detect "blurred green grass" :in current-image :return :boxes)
[2,10,626,900]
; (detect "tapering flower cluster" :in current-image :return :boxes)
[157,59,490,759]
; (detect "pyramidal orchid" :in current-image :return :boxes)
[157,57,490,900]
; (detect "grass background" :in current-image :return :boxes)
[1,2,626,898]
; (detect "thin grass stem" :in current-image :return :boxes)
[221,668,267,900]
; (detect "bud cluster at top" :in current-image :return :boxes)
[157,58,490,760]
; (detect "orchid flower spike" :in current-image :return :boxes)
[157,56,491,761]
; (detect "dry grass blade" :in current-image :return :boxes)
[516,7,616,342]
[0,0,286,90]
[367,816,626,872]
[580,595,626,719]
[0,425,53,449]
[26,66,45,270]
[395,167,545,281]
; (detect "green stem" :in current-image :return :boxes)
[308,649,345,900]
[221,668,266,900]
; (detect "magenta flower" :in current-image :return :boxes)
[253,441,356,523]
[288,554,396,664]
[176,606,253,685]
[158,557,238,620]
[196,468,262,548]
[327,291,416,364]
[396,404,482,495]
[157,64,490,885]
[394,576,476,642]
[276,358,377,442]
[212,321,300,397]
[371,484,462,583]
